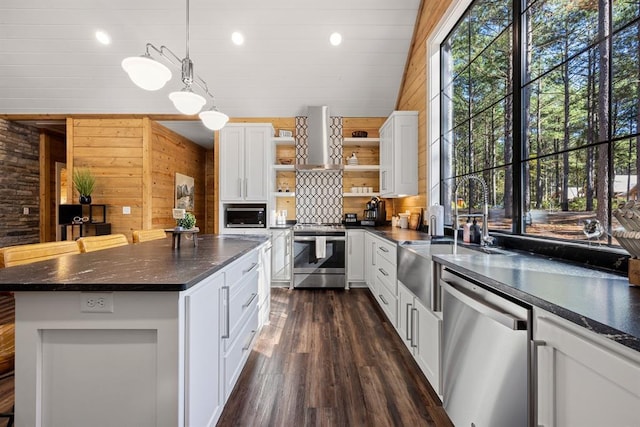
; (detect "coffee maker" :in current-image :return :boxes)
[362,197,386,226]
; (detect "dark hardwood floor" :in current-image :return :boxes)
[218,288,452,427]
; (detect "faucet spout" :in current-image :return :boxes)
[452,174,493,254]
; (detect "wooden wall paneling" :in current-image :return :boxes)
[142,118,153,230]
[342,118,385,138]
[205,149,214,235]
[149,120,206,232]
[71,118,144,240]
[213,131,220,234]
[39,132,50,243]
[66,118,74,204]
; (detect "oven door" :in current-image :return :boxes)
[293,235,346,288]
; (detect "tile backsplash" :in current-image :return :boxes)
[295,115,343,223]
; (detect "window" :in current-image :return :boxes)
[440,0,640,246]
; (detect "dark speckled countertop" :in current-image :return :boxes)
[433,253,640,352]
[0,234,268,292]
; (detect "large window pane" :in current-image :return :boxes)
[614,0,640,31]
[612,23,640,139]
[470,28,513,113]
[469,0,512,60]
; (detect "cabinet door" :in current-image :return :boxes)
[535,311,640,427]
[364,233,376,289]
[413,298,442,396]
[379,122,393,195]
[220,127,245,201]
[397,281,414,351]
[271,229,291,283]
[183,273,224,427]
[243,126,269,201]
[393,117,418,196]
[347,230,365,283]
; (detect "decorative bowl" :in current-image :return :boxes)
[279,158,293,165]
[352,131,368,138]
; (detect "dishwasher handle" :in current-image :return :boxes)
[441,280,527,330]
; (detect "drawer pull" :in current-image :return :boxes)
[243,292,257,309]
[379,246,389,253]
[379,294,389,305]
[221,286,230,339]
[378,268,389,277]
[242,330,257,351]
[243,262,258,275]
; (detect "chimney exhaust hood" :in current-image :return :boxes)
[296,106,342,171]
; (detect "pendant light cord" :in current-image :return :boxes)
[185,0,190,60]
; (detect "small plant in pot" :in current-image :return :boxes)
[73,168,96,204]
[176,212,196,230]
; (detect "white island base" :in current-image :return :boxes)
[13,246,265,427]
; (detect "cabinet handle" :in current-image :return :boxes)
[221,286,230,339]
[238,178,243,198]
[411,308,418,348]
[379,246,389,253]
[378,268,389,277]
[244,178,248,198]
[372,242,377,265]
[285,234,290,256]
[243,262,258,274]
[378,294,389,305]
[243,292,257,309]
[532,339,547,427]
[349,236,352,254]
[242,329,257,351]
[405,303,413,341]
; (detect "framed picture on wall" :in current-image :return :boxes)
[175,173,194,211]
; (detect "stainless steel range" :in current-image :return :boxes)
[292,223,347,288]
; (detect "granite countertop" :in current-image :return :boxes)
[432,252,640,352]
[0,234,268,292]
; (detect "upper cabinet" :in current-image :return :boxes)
[379,111,418,198]
[220,124,273,202]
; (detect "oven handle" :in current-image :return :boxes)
[294,236,346,242]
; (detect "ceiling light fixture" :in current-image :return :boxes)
[231,32,245,46]
[121,0,228,130]
[95,30,111,45]
[330,32,342,46]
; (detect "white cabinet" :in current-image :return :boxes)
[220,124,273,201]
[364,232,377,291]
[371,236,398,326]
[258,241,272,327]
[271,228,292,286]
[347,229,365,286]
[397,281,442,396]
[534,309,640,427]
[379,111,418,198]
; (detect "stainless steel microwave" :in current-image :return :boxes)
[225,204,266,228]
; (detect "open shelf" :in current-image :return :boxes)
[343,137,380,146]
[343,192,378,197]
[273,136,295,145]
[273,164,295,171]
[343,164,379,172]
[273,192,296,197]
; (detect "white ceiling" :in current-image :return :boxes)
[0,0,420,147]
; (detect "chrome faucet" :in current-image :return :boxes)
[452,174,494,254]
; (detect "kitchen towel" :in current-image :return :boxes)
[315,236,327,259]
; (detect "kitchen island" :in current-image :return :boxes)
[0,234,270,427]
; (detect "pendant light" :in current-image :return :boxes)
[121,0,228,128]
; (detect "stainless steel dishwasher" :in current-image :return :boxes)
[440,268,530,427]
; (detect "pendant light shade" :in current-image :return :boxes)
[169,88,206,115]
[121,56,172,91]
[199,109,230,130]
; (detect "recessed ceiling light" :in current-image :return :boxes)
[95,30,111,45]
[231,32,245,46]
[330,32,342,46]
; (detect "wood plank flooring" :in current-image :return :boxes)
[217,288,452,427]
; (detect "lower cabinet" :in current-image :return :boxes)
[271,228,292,286]
[347,229,365,286]
[534,309,640,426]
[364,232,377,291]
[398,281,442,395]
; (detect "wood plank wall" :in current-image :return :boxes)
[39,131,66,242]
[68,118,208,241]
[394,0,452,221]
[149,120,207,231]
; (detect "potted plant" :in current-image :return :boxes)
[73,168,96,204]
[176,212,196,230]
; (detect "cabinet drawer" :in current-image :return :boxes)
[223,268,259,352]
[223,304,259,399]
[375,254,397,294]
[375,238,396,264]
[375,275,397,326]
[225,250,259,286]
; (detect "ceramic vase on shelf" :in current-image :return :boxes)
[79,195,92,205]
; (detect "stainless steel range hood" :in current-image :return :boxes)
[296,106,342,171]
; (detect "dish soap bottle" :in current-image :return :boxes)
[470,218,481,244]
[463,217,472,243]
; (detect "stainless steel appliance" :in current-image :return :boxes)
[292,223,346,288]
[362,197,386,226]
[224,204,266,228]
[440,268,530,427]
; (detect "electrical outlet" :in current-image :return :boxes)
[123,206,131,215]
[23,207,29,215]
[80,292,114,313]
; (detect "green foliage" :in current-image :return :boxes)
[73,168,96,196]
[176,212,196,229]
